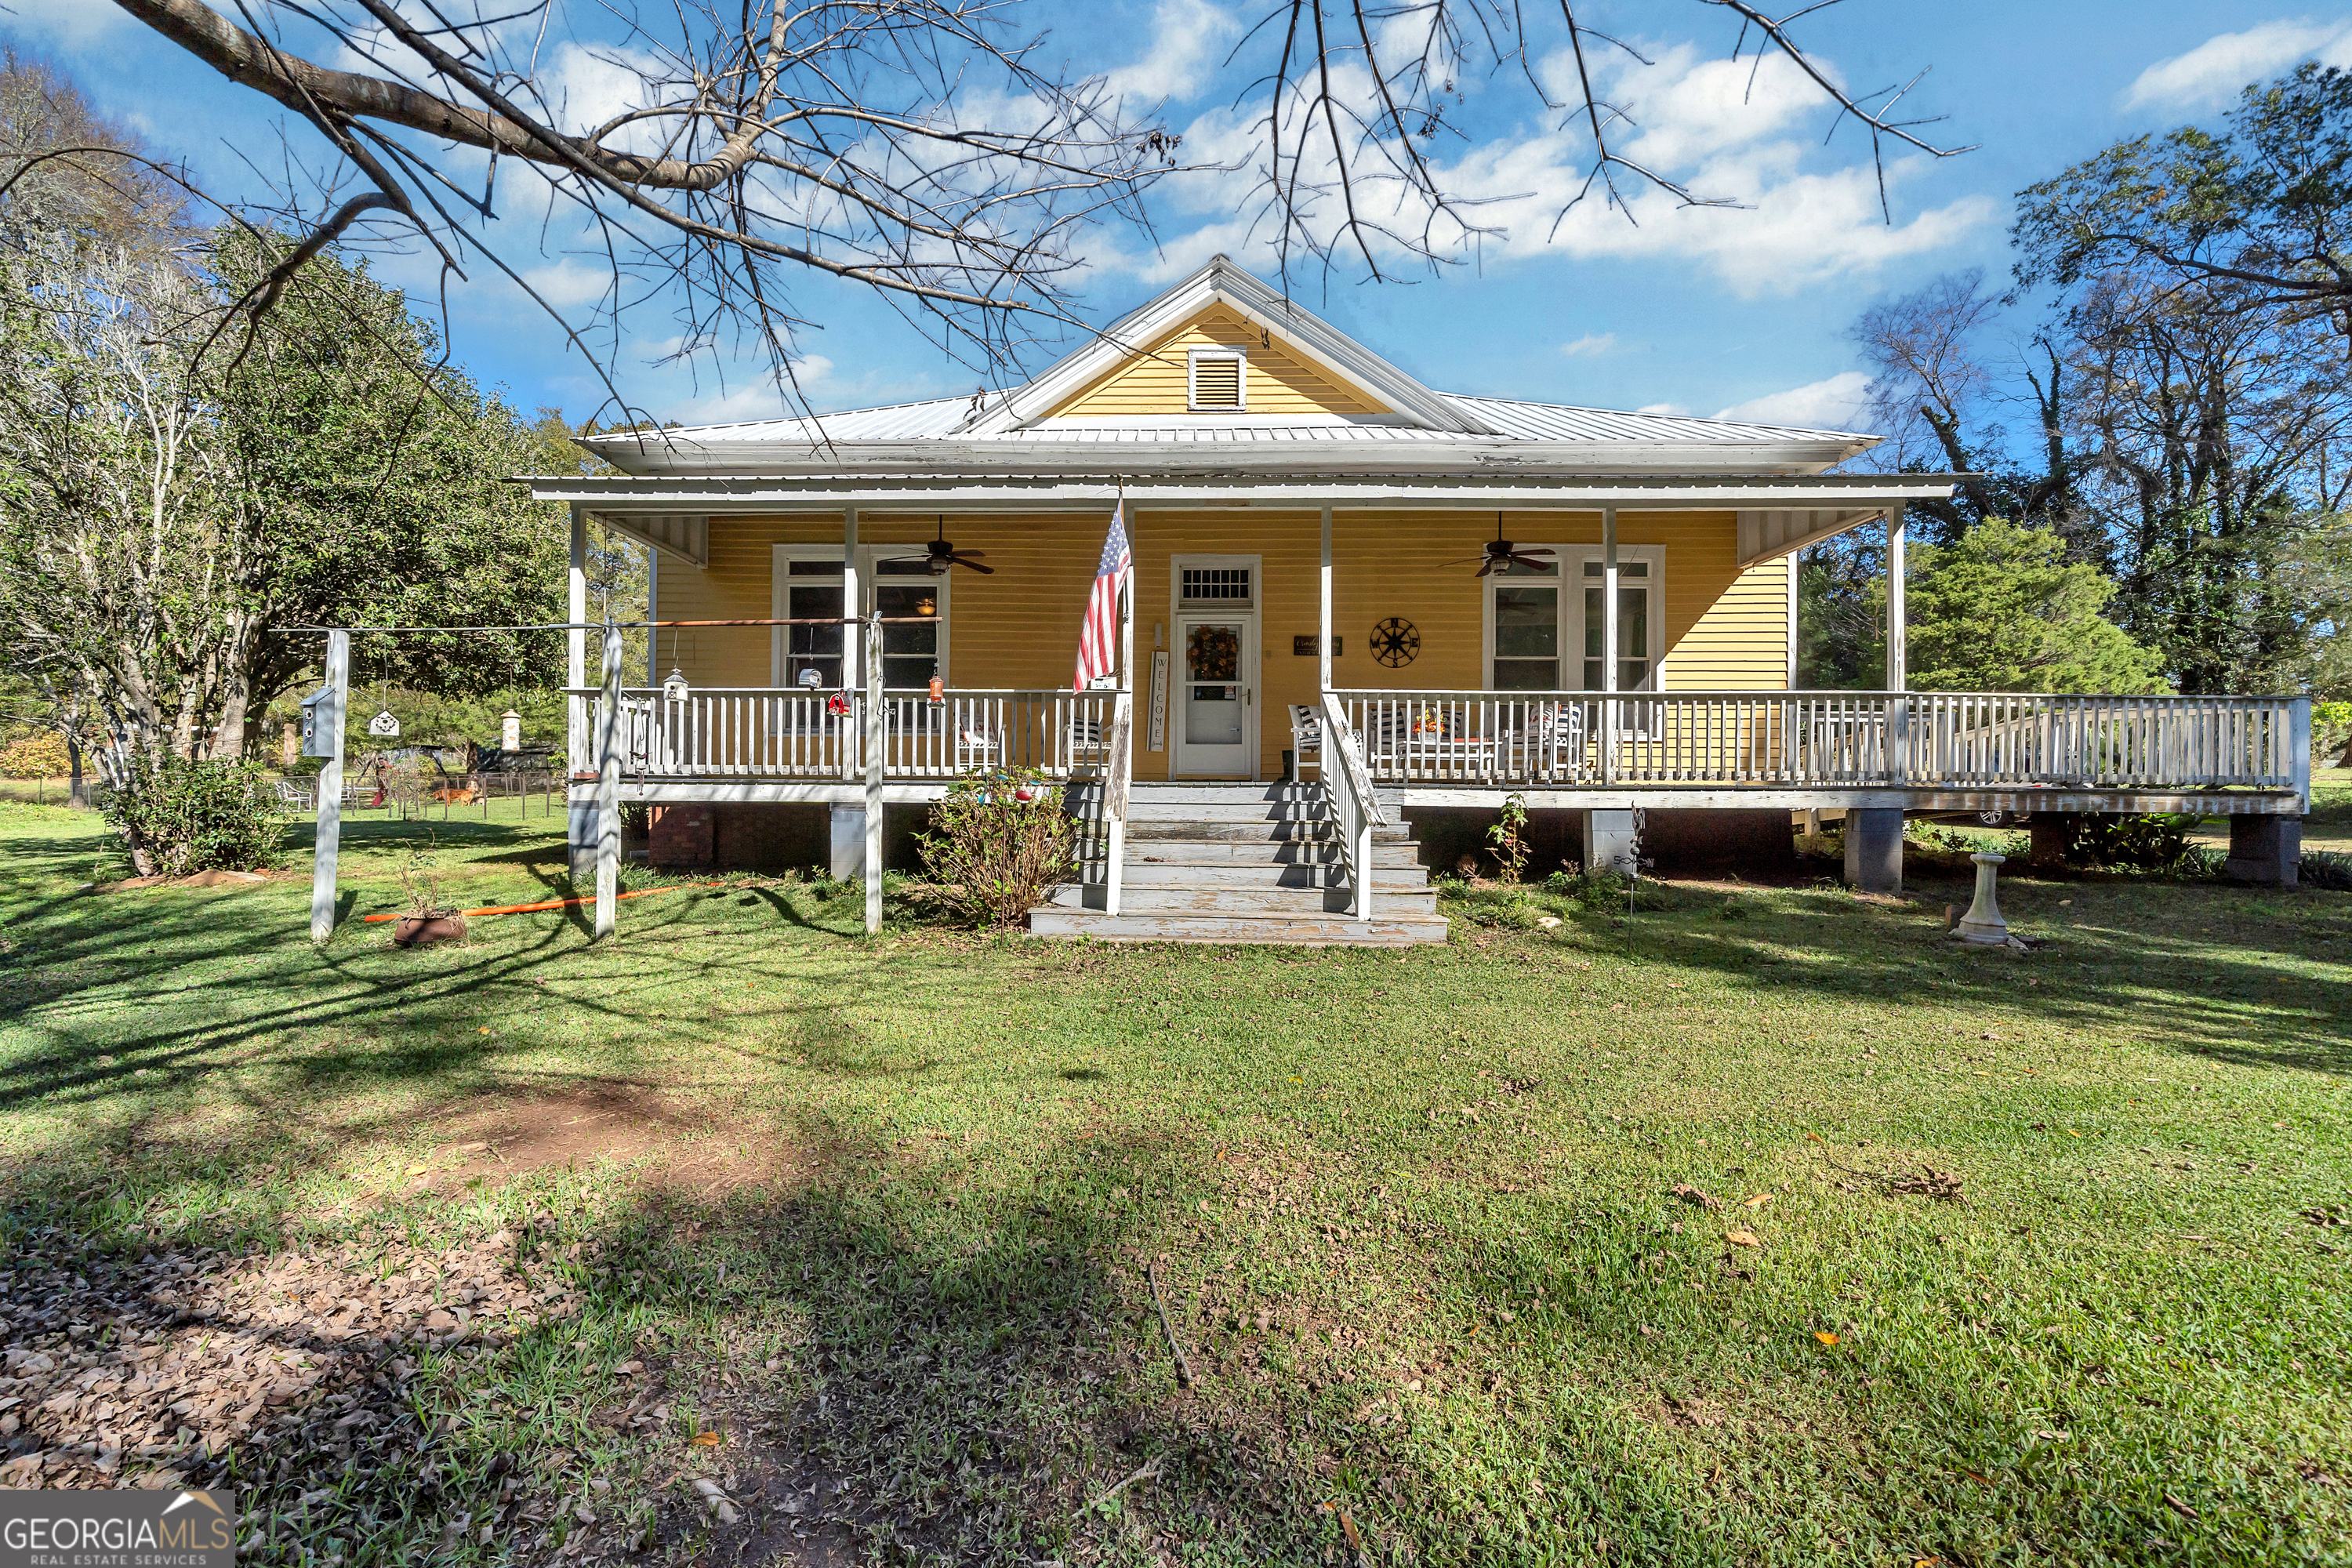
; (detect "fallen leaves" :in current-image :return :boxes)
[1888,1166,1968,1203]
[1814,1330,1839,1346]
[1670,1183,1720,1211]
[1741,1194,1773,1209]
[1724,1229,1762,1248]
[0,1228,573,1494]
[688,1428,724,1446]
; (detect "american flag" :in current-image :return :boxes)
[1073,501,1131,691]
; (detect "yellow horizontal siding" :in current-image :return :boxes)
[1053,305,1388,418]
[648,510,1788,779]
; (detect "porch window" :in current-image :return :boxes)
[773,548,949,689]
[1489,556,1563,691]
[1483,546,1664,691]
[873,558,946,690]
[781,557,846,689]
[1188,347,1247,412]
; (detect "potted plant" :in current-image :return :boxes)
[391,843,466,946]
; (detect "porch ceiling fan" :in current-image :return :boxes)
[884,517,993,575]
[1445,515,1556,577]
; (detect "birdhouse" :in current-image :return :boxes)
[366,710,401,739]
[299,684,342,758]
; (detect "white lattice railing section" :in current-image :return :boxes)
[1335,690,2310,793]
[592,688,1118,781]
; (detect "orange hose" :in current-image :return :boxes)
[361,881,725,922]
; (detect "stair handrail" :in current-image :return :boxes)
[1323,691,1387,921]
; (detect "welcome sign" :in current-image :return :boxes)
[0,1489,235,1566]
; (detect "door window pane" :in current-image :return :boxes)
[876,582,942,688]
[786,582,843,688]
[1583,579,1653,691]
[1183,622,1244,746]
[1493,583,1559,689]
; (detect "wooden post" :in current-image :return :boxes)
[2292,695,2313,815]
[309,630,348,943]
[1318,505,1334,698]
[595,623,622,938]
[863,612,884,935]
[1106,575,1133,916]
[566,504,592,883]
[1601,506,1619,786]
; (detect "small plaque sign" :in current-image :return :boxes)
[1292,635,1340,656]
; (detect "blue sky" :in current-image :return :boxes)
[10,0,2352,432]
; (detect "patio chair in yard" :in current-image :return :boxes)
[272,777,314,811]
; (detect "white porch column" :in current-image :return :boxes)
[1601,506,1619,784]
[566,504,593,884]
[1885,506,1907,691]
[595,622,622,937]
[1886,504,1909,782]
[832,506,865,878]
[308,630,348,942]
[645,550,659,684]
[1318,505,1334,696]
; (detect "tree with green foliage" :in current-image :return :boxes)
[0,215,575,780]
[1900,521,2165,694]
[2013,61,2352,357]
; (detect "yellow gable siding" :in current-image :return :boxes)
[1051,305,1391,419]
[648,510,1789,779]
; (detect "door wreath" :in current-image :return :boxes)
[1187,623,1241,681]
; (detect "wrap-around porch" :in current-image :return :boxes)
[554,492,2314,938]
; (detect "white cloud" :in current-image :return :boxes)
[1105,39,1995,296]
[2123,19,2352,111]
[1105,0,1240,105]
[519,259,615,310]
[663,358,836,424]
[1635,401,1691,417]
[2,0,129,52]
[1712,370,1871,430]
[1560,332,1617,357]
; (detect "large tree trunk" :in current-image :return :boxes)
[66,739,87,808]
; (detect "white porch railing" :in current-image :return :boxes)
[1320,690,1387,920]
[1334,690,2310,793]
[594,688,1118,781]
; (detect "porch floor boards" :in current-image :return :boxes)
[1029,783,1447,946]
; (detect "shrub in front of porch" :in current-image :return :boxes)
[916,767,1078,929]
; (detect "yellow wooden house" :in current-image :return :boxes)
[531,258,2310,943]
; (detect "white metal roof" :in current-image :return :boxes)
[576,256,1882,479]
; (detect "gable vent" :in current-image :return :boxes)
[1189,352,1243,410]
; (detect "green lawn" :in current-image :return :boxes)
[1,797,2347,1566]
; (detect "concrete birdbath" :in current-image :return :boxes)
[1951,852,2010,946]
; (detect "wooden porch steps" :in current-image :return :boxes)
[1027,783,1447,946]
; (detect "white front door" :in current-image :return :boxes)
[1171,612,1256,777]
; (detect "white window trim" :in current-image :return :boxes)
[1186,345,1248,412]
[770,544,951,688]
[1172,552,1258,612]
[1477,544,1665,692]
[1570,545,1666,694]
